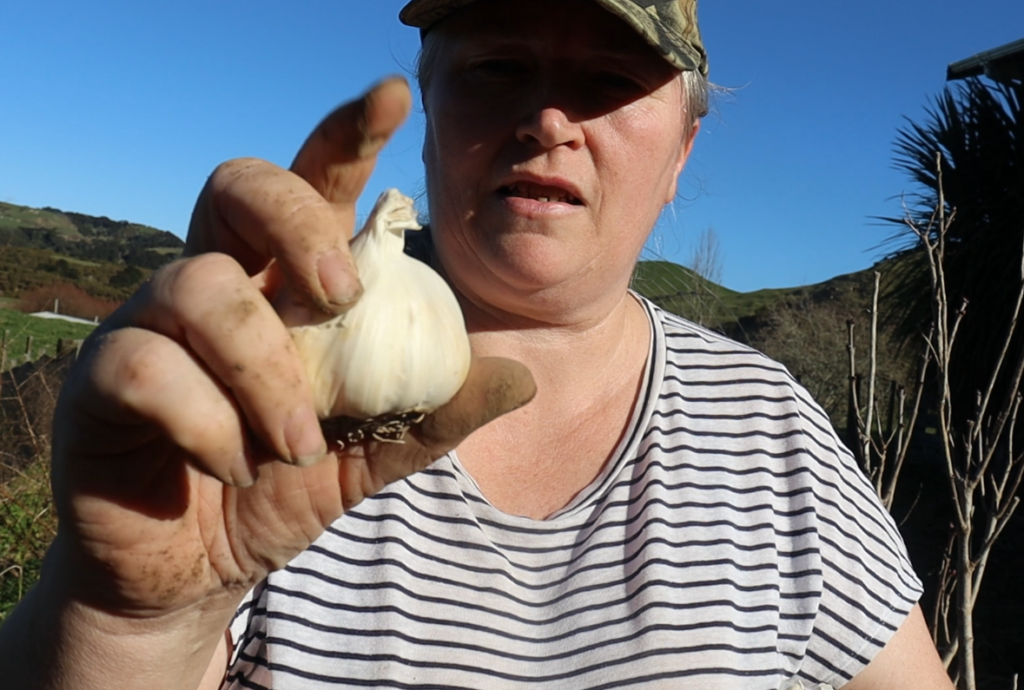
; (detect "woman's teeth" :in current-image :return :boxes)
[503,183,579,205]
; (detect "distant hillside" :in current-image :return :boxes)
[631,260,791,332]
[1,197,911,421]
[0,201,184,310]
[0,201,183,269]
[631,257,891,339]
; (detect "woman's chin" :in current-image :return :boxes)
[484,236,584,291]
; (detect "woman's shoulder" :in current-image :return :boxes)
[637,294,801,386]
[634,292,854,482]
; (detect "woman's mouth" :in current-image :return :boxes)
[498,182,583,205]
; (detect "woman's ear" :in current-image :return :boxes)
[665,119,700,204]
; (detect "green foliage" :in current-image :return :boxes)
[750,269,916,430]
[109,264,144,289]
[0,201,176,243]
[0,348,72,622]
[38,258,81,280]
[0,244,141,303]
[0,201,181,307]
[0,459,55,621]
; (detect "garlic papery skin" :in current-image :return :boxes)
[289,189,472,421]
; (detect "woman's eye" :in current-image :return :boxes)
[480,61,516,76]
[468,59,528,80]
[595,72,645,93]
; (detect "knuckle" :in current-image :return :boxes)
[95,331,243,459]
[179,251,245,280]
[172,258,272,340]
[147,254,270,343]
[164,253,248,305]
[209,157,267,193]
[106,331,180,405]
[188,158,273,255]
[280,195,337,244]
[207,158,342,255]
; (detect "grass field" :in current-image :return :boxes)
[0,308,96,371]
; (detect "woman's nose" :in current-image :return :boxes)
[515,105,585,151]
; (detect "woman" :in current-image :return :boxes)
[0,1,953,688]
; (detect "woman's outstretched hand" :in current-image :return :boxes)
[0,77,534,690]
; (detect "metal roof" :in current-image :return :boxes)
[947,36,1024,83]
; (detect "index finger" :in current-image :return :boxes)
[291,75,413,229]
[185,78,413,321]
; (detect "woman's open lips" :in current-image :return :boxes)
[498,181,583,205]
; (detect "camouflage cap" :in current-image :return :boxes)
[398,0,708,77]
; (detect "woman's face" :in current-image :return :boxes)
[422,0,698,323]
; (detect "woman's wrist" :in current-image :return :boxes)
[0,542,240,690]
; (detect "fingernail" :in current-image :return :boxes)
[318,249,362,309]
[285,405,327,466]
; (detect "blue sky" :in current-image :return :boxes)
[2,1,1022,293]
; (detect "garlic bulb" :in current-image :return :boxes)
[289,189,471,421]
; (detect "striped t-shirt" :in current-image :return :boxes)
[226,297,922,689]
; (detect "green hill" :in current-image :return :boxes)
[631,259,793,330]
[631,257,892,340]
[0,201,184,311]
[0,196,907,421]
[0,201,183,269]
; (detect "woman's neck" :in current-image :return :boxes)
[454,291,652,519]
[463,289,643,388]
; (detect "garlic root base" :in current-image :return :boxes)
[320,411,427,449]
